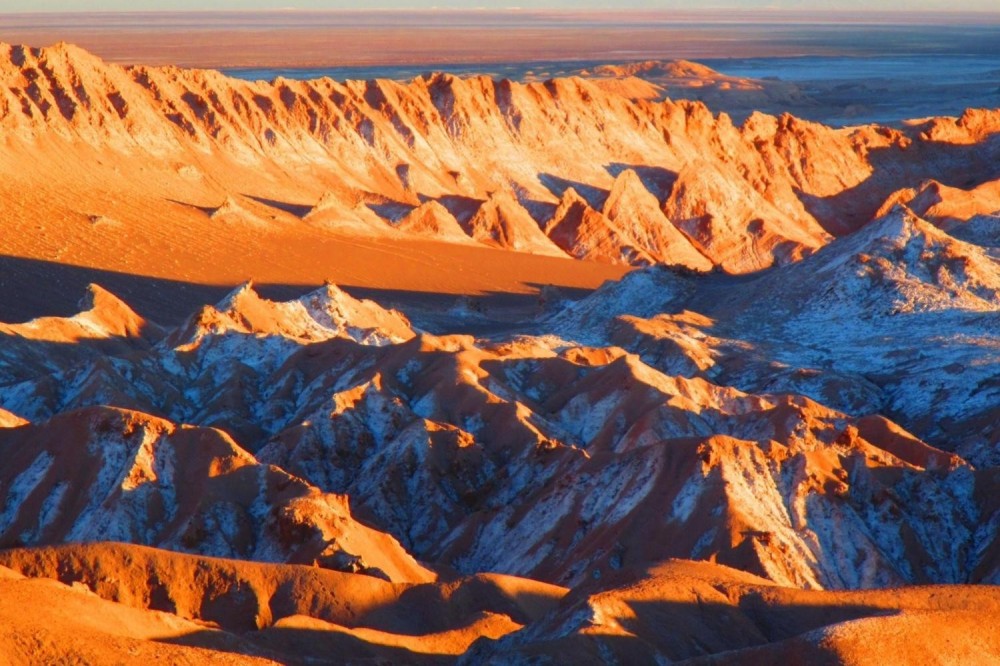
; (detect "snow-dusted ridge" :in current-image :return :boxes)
[2,227,998,589]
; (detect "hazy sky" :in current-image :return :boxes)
[2,0,998,12]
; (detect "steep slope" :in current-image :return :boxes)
[602,168,713,271]
[0,283,163,385]
[545,187,656,265]
[663,158,829,271]
[0,406,433,583]
[463,190,567,257]
[878,177,1000,248]
[397,199,479,244]
[0,565,278,665]
[0,283,160,344]
[302,190,400,236]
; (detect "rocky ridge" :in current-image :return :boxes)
[2,43,999,276]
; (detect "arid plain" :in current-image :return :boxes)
[1,10,1000,665]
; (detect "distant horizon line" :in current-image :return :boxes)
[3,7,999,14]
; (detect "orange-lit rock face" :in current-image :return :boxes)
[1,42,1000,664]
[1,42,998,298]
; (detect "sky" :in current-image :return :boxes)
[2,0,998,12]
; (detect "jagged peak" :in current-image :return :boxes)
[856,204,950,246]
[0,283,158,343]
[553,186,592,214]
[604,171,660,220]
[484,188,520,206]
[167,280,261,344]
[419,71,460,86]
[79,283,129,313]
[78,283,162,338]
[874,179,1000,229]
[4,41,79,61]
[861,206,1000,271]
[473,189,535,221]
[1,41,112,78]
[920,107,1000,144]
[172,281,414,348]
[539,75,601,99]
[740,110,781,138]
[401,198,452,218]
[300,281,366,313]
[608,167,644,190]
[604,168,657,212]
[213,279,260,314]
[771,208,934,278]
[744,205,1000,319]
[397,199,474,243]
[669,157,720,188]
[874,186,924,220]
[38,41,95,60]
[311,188,403,213]
[464,189,567,256]
[296,283,415,345]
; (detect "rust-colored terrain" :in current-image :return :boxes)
[1,41,999,664]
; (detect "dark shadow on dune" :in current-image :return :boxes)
[159,626,442,665]
[165,197,216,216]
[243,194,314,218]
[341,282,595,336]
[163,598,769,664]
[520,197,558,226]
[602,596,898,663]
[0,255,224,324]
[539,172,607,208]
[367,200,415,222]
[94,576,987,664]
[435,194,484,224]
[0,255,311,325]
[730,593,898,643]
[0,255,604,333]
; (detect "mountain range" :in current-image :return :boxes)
[1,42,999,663]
